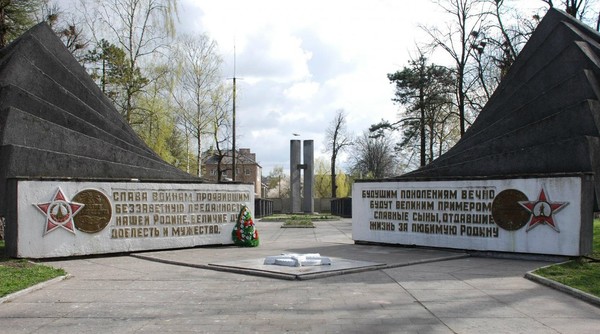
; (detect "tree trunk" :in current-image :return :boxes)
[196,132,201,177]
[331,155,337,198]
[0,5,6,48]
[419,87,426,167]
[458,72,466,136]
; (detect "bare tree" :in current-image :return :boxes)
[38,1,88,59]
[207,82,233,182]
[89,0,178,123]
[466,1,520,104]
[542,0,585,17]
[350,131,399,179]
[266,166,289,198]
[324,110,353,198]
[541,0,600,29]
[171,33,223,177]
[422,0,489,136]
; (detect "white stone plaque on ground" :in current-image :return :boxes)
[7,180,254,258]
[352,175,594,256]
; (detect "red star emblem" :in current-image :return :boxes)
[518,188,568,232]
[34,188,84,235]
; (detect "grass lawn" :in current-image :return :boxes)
[260,214,339,222]
[0,240,66,298]
[534,220,600,297]
[281,219,315,228]
[261,213,334,228]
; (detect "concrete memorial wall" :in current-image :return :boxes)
[353,175,594,256]
[353,9,600,256]
[6,180,254,258]
[0,23,254,258]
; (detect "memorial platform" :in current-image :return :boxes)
[131,218,468,280]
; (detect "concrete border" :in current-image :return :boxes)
[133,252,470,281]
[525,261,600,308]
[0,274,71,304]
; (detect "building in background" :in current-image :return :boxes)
[202,148,262,197]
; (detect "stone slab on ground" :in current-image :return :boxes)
[207,257,385,280]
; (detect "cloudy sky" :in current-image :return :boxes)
[175,0,543,176]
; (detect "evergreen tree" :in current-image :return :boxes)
[164,125,189,171]
[372,55,454,169]
[84,39,148,117]
[85,0,178,123]
[0,0,41,48]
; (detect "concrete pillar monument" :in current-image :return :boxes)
[290,140,301,213]
[290,139,314,213]
[302,140,314,213]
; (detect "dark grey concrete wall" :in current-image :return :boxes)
[0,23,200,215]
[395,9,600,209]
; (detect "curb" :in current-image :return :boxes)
[133,252,469,281]
[0,274,71,304]
[525,264,600,308]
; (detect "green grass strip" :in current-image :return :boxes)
[261,214,338,222]
[534,220,600,297]
[0,240,66,298]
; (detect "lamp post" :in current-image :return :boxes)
[232,76,236,182]
[230,45,242,182]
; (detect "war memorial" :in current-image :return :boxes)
[1,9,600,333]
[0,7,598,261]
[353,8,600,257]
[0,23,254,259]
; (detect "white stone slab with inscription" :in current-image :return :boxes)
[11,180,254,258]
[352,176,594,256]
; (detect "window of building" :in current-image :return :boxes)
[245,168,251,175]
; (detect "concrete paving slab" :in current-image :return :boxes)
[537,317,600,334]
[423,299,529,318]
[407,288,494,302]
[1,218,599,333]
[0,318,57,333]
[441,317,558,334]
[36,318,152,334]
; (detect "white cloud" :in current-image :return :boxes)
[236,28,313,82]
[283,81,320,100]
[176,0,449,175]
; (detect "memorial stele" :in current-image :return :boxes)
[0,23,254,258]
[353,9,599,256]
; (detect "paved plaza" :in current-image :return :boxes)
[1,219,599,333]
